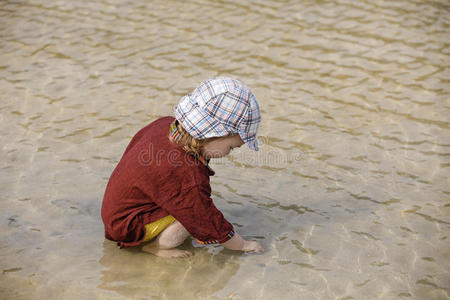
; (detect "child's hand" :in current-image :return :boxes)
[243,240,264,254]
[222,232,264,253]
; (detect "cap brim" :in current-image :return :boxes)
[240,133,259,151]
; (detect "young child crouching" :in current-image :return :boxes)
[101,77,264,258]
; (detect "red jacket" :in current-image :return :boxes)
[101,116,234,248]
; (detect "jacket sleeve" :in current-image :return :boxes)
[156,184,235,244]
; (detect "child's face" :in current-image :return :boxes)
[202,134,245,159]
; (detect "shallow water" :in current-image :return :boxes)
[1,0,449,299]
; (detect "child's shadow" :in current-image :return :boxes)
[98,238,242,299]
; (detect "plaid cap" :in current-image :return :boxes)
[174,77,261,151]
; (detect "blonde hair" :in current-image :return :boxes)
[172,120,219,155]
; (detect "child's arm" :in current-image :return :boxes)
[222,232,264,253]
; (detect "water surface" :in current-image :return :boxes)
[0,0,449,299]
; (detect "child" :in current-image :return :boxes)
[101,77,264,258]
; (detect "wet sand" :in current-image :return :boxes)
[0,0,449,299]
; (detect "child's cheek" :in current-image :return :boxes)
[205,148,224,158]
[224,148,232,156]
[213,148,228,158]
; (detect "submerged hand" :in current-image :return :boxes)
[243,240,264,254]
[222,232,264,254]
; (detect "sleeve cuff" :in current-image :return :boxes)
[195,229,235,245]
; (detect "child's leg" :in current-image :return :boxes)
[142,220,192,258]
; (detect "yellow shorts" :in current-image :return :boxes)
[142,215,176,242]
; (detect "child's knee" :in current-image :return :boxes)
[157,221,189,248]
[169,222,190,242]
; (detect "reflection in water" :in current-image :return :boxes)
[99,240,240,299]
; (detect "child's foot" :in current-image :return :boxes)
[142,245,192,258]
